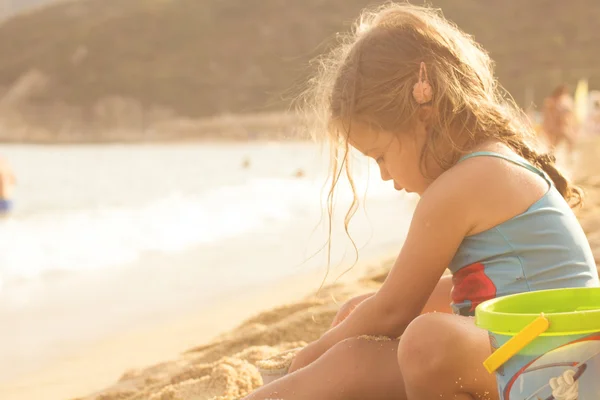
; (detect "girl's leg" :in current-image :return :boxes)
[398,313,498,400]
[243,337,406,400]
[243,276,457,400]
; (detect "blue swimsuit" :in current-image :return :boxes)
[448,151,600,316]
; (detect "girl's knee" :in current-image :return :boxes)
[397,314,461,383]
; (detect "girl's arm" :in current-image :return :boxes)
[289,170,476,372]
[330,292,376,327]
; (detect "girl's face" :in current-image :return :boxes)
[348,121,439,195]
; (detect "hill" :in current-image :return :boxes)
[0,0,598,125]
[1,0,59,18]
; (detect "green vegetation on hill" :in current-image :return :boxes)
[0,0,598,118]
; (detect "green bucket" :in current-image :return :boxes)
[476,288,600,400]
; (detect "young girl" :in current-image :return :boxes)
[244,3,600,399]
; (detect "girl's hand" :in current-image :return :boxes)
[288,293,375,373]
[288,340,328,373]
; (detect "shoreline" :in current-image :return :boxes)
[2,139,598,400]
[0,139,416,400]
[0,255,392,400]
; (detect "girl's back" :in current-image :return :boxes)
[448,150,598,316]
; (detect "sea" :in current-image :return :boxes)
[0,142,417,382]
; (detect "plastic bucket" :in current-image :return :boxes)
[476,288,600,400]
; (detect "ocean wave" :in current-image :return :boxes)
[0,172,393,287]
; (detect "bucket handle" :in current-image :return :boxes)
[483,314,549,374]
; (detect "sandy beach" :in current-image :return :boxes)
[0,256,390,400]
[2,139,600,400]
[71,264,390,400]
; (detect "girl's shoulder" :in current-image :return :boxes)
[427,150,549,236]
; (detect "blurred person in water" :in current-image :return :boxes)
[587,93,600,136]
[0,156,16,215]
[542,84,577,156]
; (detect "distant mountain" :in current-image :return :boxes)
[1,0,60,17]
[0,0,598,119]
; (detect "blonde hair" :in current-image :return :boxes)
[300,3,581,234]
[296,3,582,277]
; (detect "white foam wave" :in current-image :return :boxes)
[0,171,392,287]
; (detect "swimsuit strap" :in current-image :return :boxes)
[458,151,552,186]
